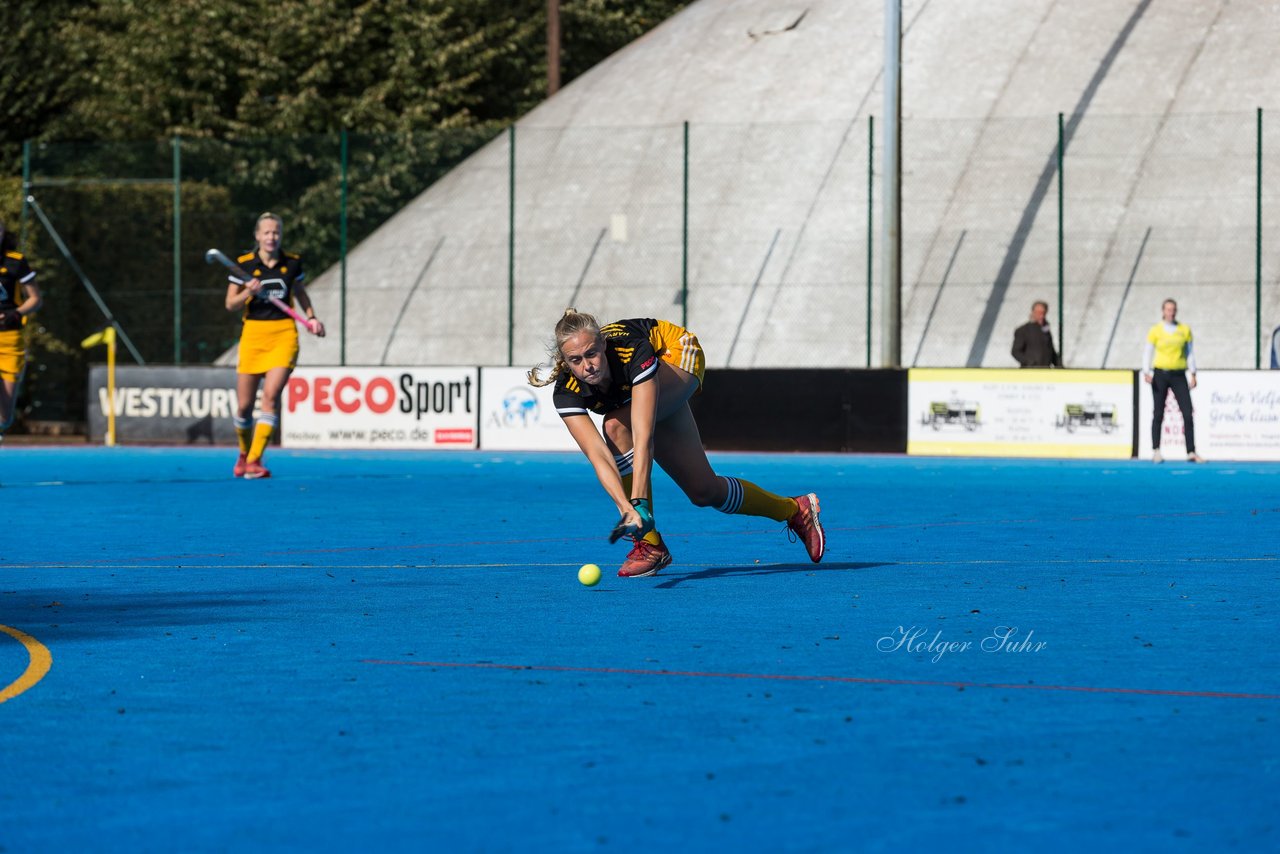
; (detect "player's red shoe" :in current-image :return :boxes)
[618,539,672,578]
[786,493,825,563]
[233,453,248,478]
[243,459,271,480]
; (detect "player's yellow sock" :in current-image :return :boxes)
[620,471,664,547]
[247,414,278,463]
[716,477,796,521]
[234,416,252,456]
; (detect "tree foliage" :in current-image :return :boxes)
[3,0,689,159]
[0,0,87,172]
[2,0,690,429]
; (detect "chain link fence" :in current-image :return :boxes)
[15,127,497,427]
[8,111,1278,433]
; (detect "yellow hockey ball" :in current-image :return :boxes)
[578,563,602,587]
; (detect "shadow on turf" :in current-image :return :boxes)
[0,588,297,641]
[653,561,890,588]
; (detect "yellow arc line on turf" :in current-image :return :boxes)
[0,624,53,704]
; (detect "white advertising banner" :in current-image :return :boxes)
[478,367,602,451]
[1136,370,1280,461]
[907,369,1133,459]
[282,367,478,449]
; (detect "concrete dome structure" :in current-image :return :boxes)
[292,0,1280,371]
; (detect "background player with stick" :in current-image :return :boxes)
[216,212,324,479]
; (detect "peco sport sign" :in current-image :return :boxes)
[282,367,478,449]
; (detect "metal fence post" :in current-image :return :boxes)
[20,140,30,251]
[508,125,516,366]
[340,129,349,367]
[1058,112,1065,364]
[867,114,874,368]
[682,121,689,329]
[1257,107,1263,370]
[172,135,182,364]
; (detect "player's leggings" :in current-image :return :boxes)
[1151,369,1195,453]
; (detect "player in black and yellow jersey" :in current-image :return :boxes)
[0,219,43,445]
[529,309,824,577]
[224,212,325,478]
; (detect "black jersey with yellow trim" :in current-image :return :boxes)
[552,318,663,416]
[229,250,306,322]
[0,250,36,312]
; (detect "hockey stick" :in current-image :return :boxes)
[205,248,320,335]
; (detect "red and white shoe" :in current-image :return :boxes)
[618,539,672,578]
[787,493,825,563]
[243,459,271,480]
[233,453,248,478]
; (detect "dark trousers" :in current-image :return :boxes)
[1151,369,1195,453]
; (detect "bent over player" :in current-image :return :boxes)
[528,309,824,578]
[224,212,324,478]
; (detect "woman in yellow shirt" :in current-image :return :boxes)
[1142,299,1203,463]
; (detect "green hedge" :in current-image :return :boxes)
[15,179,234,427]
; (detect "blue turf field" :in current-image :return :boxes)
[2,447,1278,850]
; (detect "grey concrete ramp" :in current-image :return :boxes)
[260,0,1280,372]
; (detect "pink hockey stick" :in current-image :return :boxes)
[205,248,321,335]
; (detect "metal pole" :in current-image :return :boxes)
[508,125,516,366]
[173,136,182,364]
[20,141,30,250]
[27,194,146,364]
[1058,112,1065,365]
[1257,107,1263,370]
[882,0,902,368]
[867,114,874,368]
[340,129,349,367]
[682,121,689,329]
[547,0,561,96]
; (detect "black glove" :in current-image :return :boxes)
[0,309,20,331]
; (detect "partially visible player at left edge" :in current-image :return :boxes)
[0,217,43,446]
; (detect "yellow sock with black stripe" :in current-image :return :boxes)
[247,414,278,463]
[716,477,797,521]
[619,465,664,547]
[234,416,252,455]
